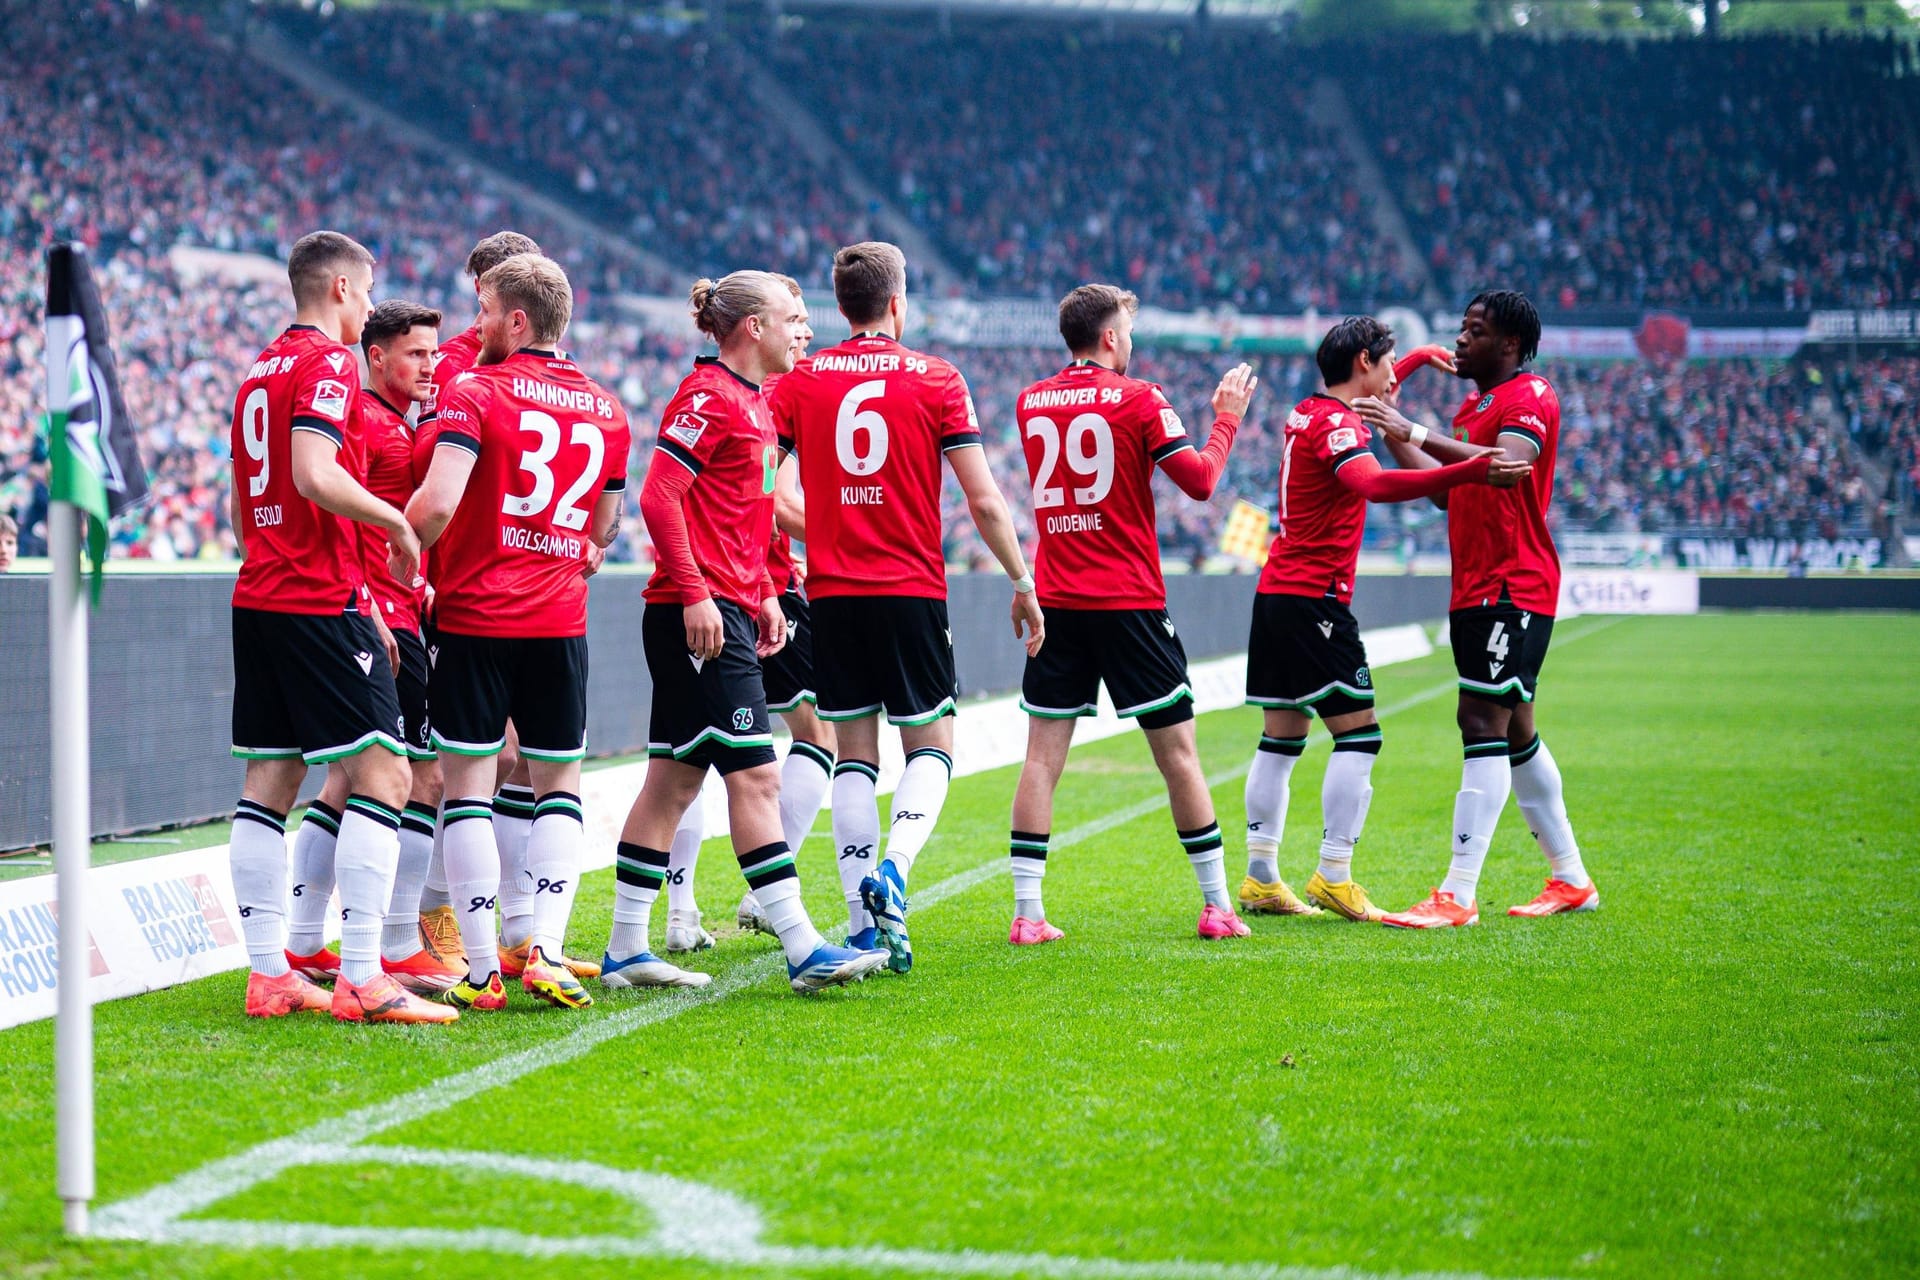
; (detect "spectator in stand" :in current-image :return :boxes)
[0,512,16,572]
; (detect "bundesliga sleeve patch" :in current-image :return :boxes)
[1327,426,1359,454]
[665,411,709,450]
[1159,408,1186,439]
[311,379,350,422]
[963,394,980,431]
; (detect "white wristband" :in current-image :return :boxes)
[1409,424,1430,448]
[1010,573,1035,595]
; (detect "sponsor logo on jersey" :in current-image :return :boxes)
[1328,427,1359,453]
[690,392,712,413]
[326,351,347,374]
[963,394,980,431]
[1515,413,1547,432]
[1530,378,1549,397]
[1159,408,1186,439]
[666,411,709,449]
[312,379,350,421]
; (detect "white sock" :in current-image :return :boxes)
[611,840,669,958]
[1180,822,1231,910]
[1010,829,1048,920]
[1439,742,1512,903]
[884,747,952,884]
[779,740,834,857]
[419,804,451,912]
[743,866,824,965]
[334,796,403,986]
[523,792,584,958]
[1244,735,1302,883]
[832,760,881,932]
[1317,731,1380,884]
[231,799,291,977]
[383,802,436,960]
[443,797,501,982]
[1510,736,1589,887]
[667,794,705,916]
[494,783,537,948]
[285,800,339,956]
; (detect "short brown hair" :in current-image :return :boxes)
[481,253,573,346]
[466,231,542,280]
[1058,284,1139,355]
[688,271,786,343]
[361,299,444,354]
[288,231,374,308]
[0,513,16,538]
[832,242,907,327]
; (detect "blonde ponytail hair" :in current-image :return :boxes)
[689,270,786,343]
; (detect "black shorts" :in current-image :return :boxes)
[1451,600,1555,707]
[428,630,588,762]
[1245,593,1375,718]
[394,626,432,760]
[231,606,405,765]
[761,590,816,714]
[811,595,956,725]
[642,598,777,775]
[1021,607,1194,731]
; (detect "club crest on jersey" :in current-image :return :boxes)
[326,351,346,374]
[665,411,709,449]
[1328,427,1359,453]
[312,379,350,421]
[730,707,754,731]
[1477,392,1496,412]
[1158,408,1186,439]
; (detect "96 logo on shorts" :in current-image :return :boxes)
[731,707,754,731]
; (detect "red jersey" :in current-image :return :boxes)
[230,325,364,615]
[1015,364,1194,610]
[643,357,778,608]
[769,333,979,600]
[1258,395,1374,603]
[430,349,630,638]
[1446,373,1562,615]
[414,323,480,474]
[762,369,799,594]
[353,388,424,632]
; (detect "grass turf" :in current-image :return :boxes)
[0,613,1914,1279]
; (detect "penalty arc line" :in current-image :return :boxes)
[94,618,1622,1275]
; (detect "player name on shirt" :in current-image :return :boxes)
[500,527,585,558]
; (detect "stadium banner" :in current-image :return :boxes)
[1671,536,1883,570]
[1559,532,1667,567]
[1805,310,1920,344]
[1557,569,1700,617]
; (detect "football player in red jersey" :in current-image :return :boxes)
[283,300,465,996]
[225,231,451,1025]
[404,253,630,1011]
[1239,316,1525,927]
[1355,291,1598,926]
[616,270,887,995]
[1004,284,1260,944]
[770,241,1043,976]
[415,231,546,976]
[664,276,840,955]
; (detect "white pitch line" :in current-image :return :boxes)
[95,618,1622,1276]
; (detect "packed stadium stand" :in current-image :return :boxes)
[2,0,1915,565]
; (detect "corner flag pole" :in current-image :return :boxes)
[46,242,148,1237]
[49,498,93,1237]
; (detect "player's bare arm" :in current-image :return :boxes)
[228,485,246,560]
[755,588,788,659]
[290,429,421,583]
[773,453,805,541]
[948,443,1045,656]
[403,441,478,551]
[368,599,401,675]
[1351,397,1489,466]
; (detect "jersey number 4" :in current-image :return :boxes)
[1026,413,1114,509]
[504,409,604,531]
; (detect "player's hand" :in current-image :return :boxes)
[791,555,807,586]
[683,596,725,662]
[370,610,400,676]
[1212,363,1258,420]
[386,519,423,589]
[755,595,789,659]
[582,541,607,579]
[421,583,436,622]
[1352,396,1415,442]
[1486,455,1534,488]
[1012,590,1045,657]
[1409,343,1457,376]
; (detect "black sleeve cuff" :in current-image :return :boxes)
[1150,440,1194,463]
[435,432,482,456]
[1330,447,1371,470]
[940,433,982,453]
[602,476,627,494]
[1499,425,1545,451]
[291,415,343,445]
[776,432,795,455]
[657,439,703,474]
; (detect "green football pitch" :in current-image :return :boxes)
[2,613,1914,1279]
